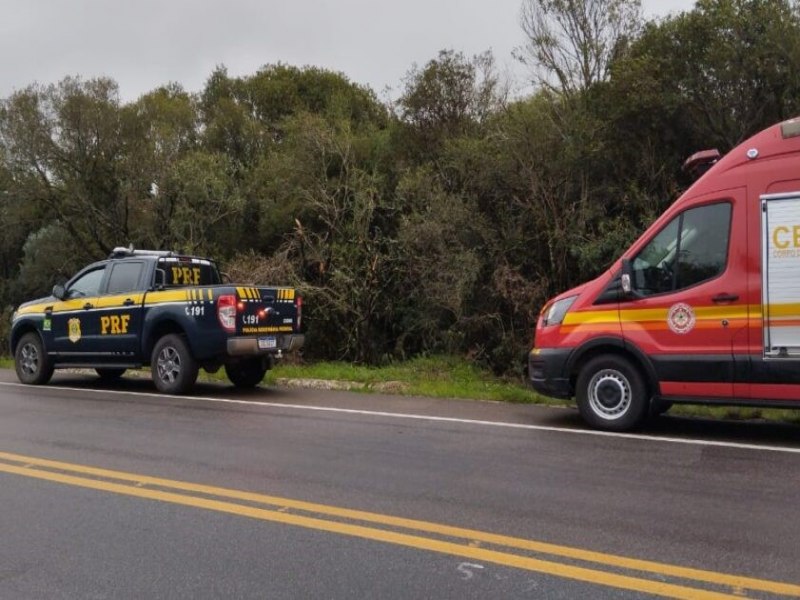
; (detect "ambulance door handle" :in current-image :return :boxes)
[83,302,94,310]
[712,293,738,303]
[123,299,134,306]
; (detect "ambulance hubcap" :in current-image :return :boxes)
[587,369,631,420]
[157,347,181,383]
[19,343,39,375]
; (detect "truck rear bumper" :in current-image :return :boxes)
[227,334,305,356]
[528,348,572,399]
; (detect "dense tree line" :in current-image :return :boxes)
[2,0,800,374]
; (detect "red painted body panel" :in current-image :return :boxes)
[532,117,800,407]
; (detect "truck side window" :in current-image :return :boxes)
[106,262,144,294]
[67,268,106,298]
[632,202,731,296]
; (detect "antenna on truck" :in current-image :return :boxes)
[682,149,721,180]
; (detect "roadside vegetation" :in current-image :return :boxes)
[265,355,551,404]
[2,0,800,427]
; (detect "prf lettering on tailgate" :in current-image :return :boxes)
[171,266,202,285]
[100,315,131,335]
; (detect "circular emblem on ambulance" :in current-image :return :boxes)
[667,303,696,335]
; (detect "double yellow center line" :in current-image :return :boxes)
[0,451,796,599]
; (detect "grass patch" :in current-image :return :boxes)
[265,355,552,404]
[668,402,800,425]
[0,356,13,369]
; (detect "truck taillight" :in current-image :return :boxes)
[296,295,302,330]
[218,294,237,333]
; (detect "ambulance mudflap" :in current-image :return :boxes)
[762,193,800,357]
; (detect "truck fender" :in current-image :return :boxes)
[566,337,660,396]
[10,319,42,356]
[142,317,188,360]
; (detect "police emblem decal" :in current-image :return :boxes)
[667,303,696,335]
[68,318,82,343]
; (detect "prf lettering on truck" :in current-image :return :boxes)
[100,315,131,335]
[171,266,202,285]
[529,116,800,431]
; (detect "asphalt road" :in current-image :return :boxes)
[0,369,799,599]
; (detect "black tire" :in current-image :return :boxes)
[96,368,126,381]
[14,332,54,385]
[225,358,269,389]
[151,334,198,394]
[576,354,649,432]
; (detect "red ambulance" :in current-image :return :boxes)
[529,117,800,431]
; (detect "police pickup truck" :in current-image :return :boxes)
[9,247,304,394]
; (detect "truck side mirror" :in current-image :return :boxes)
[620,259,633,296]
[52,284,66,300]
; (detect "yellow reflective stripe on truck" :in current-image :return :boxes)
[144,289,192,306]
[276,288,295,302]
[94,293,145,308]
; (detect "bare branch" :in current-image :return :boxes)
[517,0,642,95]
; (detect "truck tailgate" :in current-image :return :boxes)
[235,286,299,338]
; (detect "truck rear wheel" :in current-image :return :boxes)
[225,358,269,388]
[576,355,649,431]
[15,332,54,385]
[151,334,198,394]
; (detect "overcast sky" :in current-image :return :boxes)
[0,0,694,102]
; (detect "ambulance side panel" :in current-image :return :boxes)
[744,190,800,400]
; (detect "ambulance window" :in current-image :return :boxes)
[632,202,731,296]
[675,203,731,289]
[106,262,144,294]
[67,268,106,298]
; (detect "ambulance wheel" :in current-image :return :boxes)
[151,334,198,394]
[225,358,269,388]
[96,368,126,381]
[15,332,54,385]
[576,355,648,431]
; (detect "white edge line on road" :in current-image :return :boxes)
[1,381,799,455]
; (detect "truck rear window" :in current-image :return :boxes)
[156,258,221,287]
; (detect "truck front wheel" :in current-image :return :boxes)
[151,334,198,394]
[576,355,649,431]
[225,358,269,388]
[15,332,54,385]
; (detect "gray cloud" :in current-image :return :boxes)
[0,0,694,101]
